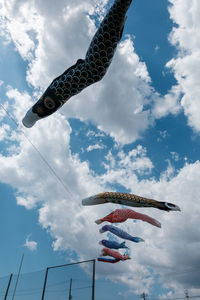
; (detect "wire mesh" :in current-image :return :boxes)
[0,270,45,300]
[43,260,95,300]
[0,260,95,300]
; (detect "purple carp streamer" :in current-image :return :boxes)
[95,208,161,228]
[100,224,144,243]
[22,0,133,127]
[82,192,181,211]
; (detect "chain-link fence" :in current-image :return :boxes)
[0,259,95,300]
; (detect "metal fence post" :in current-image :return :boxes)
[4,273,13,300]
[92,259,96,300]
[41,267,49,300]
[12,253,24,300]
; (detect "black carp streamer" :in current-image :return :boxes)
[22,0,133,127]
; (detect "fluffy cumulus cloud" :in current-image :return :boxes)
[152,0,200,133]
[0,123,10,142]
[0,0,200,297]
[86,143,105,152]
[152,85,182,119]
[166,0,200,132]
[24,235,38,251]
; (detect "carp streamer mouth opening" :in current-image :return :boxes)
[22,108,41,128]
[164,202,181,211]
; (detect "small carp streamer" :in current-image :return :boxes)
[82,192,181,211]
[100,225,144,243]
[100,247,130,260]
[97,257,120,263]
[99,239,128,249]
[95,208,161,228]
[22,0,133,127]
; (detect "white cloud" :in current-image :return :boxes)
[102,145,154,185]
[152,0,200,134]
[0,123,11,141]
[86,143,105,152]
[152,85,182,118]
[6,87,33,121]
[159,130,168,139]
[17,195,37,210]
[0,0,200,296]
[157,130,169,142]
[166,0,200,132]
[24,235,38,251]
[170,151,179,162]
[86,130,105,138]
[0,100,9,121]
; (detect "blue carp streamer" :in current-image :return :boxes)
[99,239,129,249]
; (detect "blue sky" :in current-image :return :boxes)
[0,0,200,299]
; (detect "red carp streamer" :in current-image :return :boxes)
[101,247,130,260]
[95,208,161,228]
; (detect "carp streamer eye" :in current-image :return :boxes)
[44,97,55,109]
